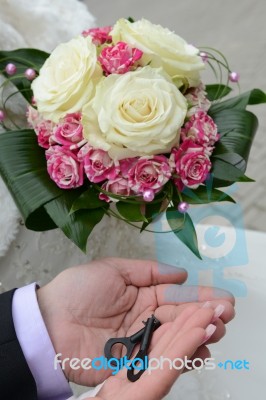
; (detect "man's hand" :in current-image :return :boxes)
[37,258,235,386]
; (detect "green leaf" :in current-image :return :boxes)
[0,129,62,230]
[140,201,163,232]
[167,209,201,259]
[209,88,266,114]
[210,109,258,185]
[211,159,252,182]
[0,48,49,102]
[181,186,236,204]
[116,202,147,222]
[212,153,246,172]
[45,192,106,252]
[205,84,232,101]
[70,188,107,214]
[166,207,185,232]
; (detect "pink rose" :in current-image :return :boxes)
[99,177,132,202]
[36,121,56,149]
[82,26,112,45]
[181,111,219,149]
[27,106,55,149]
[185,83,211,117]
[119,158,138,177]
[128,155,171,194]
[98,42,143,75]
[78,144,119,183]
[53,113,84,149]
[170,140,211,189]
[46,146,84,189]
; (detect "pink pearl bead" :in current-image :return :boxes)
[143,189,155,202]
[0,110,5,122]
[229,71,240,83]
[5,63,17,75]
[199,51,208,63]
[25,68,37,81]
[178,201,189,214]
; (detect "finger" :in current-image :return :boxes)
[138,326,207,399]
[156,284,235,306]
[133,323,213,375]
[104,257,188,286]
[154,299,234,324]
[154,304,228,348]
[204,318,226,344]
[150,305,212,358]
[183,345,211,373]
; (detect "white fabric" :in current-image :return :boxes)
[67,382,105,399]
[0,0,96,257]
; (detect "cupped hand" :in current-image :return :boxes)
[37,257,235,386]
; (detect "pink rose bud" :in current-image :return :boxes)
[170,140,211,189]
[78,144,119,183]
[82,26,112,45]
[46,146,84,189]
[26,106,56,149]
[100,177,132,202]
[185,83,211,117]
[128,155,171,194]
[36,121,56,149]
[98,42,143,75]
[53,113,84,148]
[181,111,219,149]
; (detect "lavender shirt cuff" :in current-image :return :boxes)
[12,283,73,400]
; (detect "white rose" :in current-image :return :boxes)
[32,35,102,122]
[111,18,205,87]
[82,66,187,160]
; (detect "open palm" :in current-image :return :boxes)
[37,257,234,386]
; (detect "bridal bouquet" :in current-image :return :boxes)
[0,18,265,258]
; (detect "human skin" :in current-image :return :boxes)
[37,257,235,388]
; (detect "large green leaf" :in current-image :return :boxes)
[45,192,106,252]
[211,159,253,183]
[70,187,107,214]
[0,48,49,102]
[205,84,232,101]
[209,88,266,114]
[166,208,201,259]
[212,153,246,172]
[210,107,259,187]
[181,186,236,204]
[211,109,258,162]
[0,129,62,230]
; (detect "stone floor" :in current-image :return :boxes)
[84,0,266,232]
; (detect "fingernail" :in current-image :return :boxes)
[212,304,225,323]
[158,262,187,275]
[201,301,212,309]
[201,324,217,344]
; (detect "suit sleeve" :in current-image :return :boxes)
[0,289,37,400]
